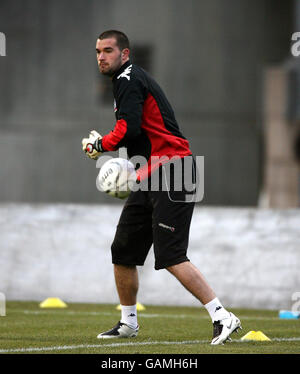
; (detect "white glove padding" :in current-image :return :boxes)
[82,130,103,160]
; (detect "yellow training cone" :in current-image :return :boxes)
[116,302,146,311]
[136,302,146,311]
[241,331,271,341]
[39,297,67,308]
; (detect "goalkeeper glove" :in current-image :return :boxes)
[82,130,103,160]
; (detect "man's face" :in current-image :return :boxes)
[96,37,124,76]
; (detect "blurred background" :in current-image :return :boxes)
[0,0,300,308]
[0,0,299,207]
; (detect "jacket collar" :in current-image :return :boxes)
[112,60,131,81]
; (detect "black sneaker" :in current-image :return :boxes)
[211,312,242,345]
[97,321,139,339]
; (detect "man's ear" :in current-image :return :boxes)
[122,48,130,60]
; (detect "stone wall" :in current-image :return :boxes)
[1,203,299,310]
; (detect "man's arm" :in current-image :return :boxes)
[101,77,147,151]
[82,75,147,159]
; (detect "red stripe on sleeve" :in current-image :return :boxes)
[101,119,128,151]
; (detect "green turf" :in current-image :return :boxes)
[0,301,300,354]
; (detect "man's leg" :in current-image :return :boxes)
[113,264,139,330]
[97,191,152,339]
[97,264,139,338]
[167,261,231,319]
[167,261,242,345]
[114,264,138,305]
[167,261,215,305]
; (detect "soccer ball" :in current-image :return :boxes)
[97,158,136,199]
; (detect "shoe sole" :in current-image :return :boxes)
[97,332,138,339]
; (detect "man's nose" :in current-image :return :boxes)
[98,52,105,61]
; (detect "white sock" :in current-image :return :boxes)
[120,304,138,329]
[204,297,230,322]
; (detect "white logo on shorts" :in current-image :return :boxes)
[158,223,175,232]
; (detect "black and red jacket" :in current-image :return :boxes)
[100,60,192,180]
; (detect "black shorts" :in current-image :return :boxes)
[111,157,196,270]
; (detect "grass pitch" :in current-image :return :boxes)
[0,301,300,354]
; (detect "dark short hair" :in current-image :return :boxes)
[98,30,130,51]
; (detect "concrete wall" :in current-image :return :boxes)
[0,0,293,206]
[1,203,299,310]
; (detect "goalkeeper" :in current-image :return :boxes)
[82,30,241,345]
